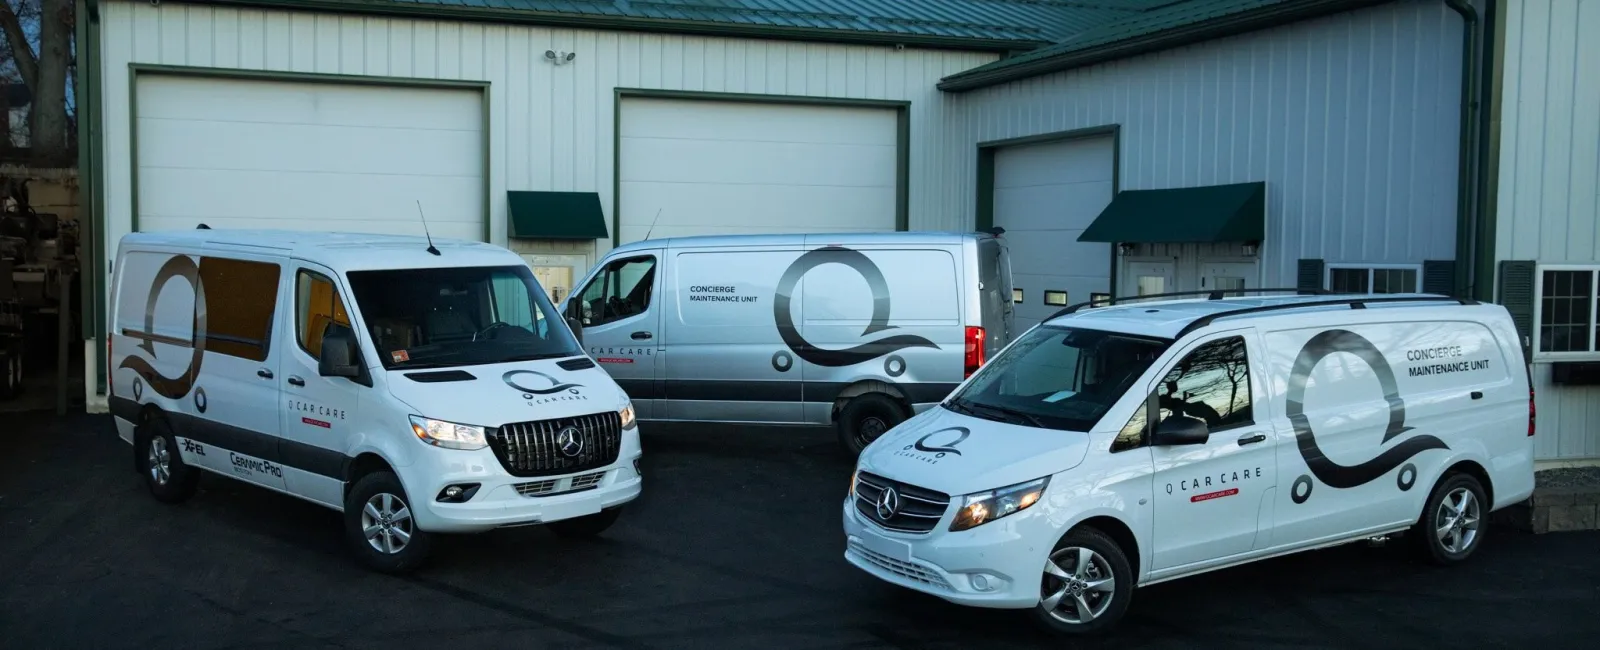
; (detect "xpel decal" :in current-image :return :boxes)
[772,246,939,369]
[1284,329,1449,504]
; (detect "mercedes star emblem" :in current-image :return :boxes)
[876,486,900,520]
[555,426,584,458]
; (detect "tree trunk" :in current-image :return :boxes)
[31,0,73,164]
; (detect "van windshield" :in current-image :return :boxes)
[346,265,584,370]
[945,325,1171,432]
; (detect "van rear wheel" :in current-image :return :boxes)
[837,393,906,455]
[1410,472,1488,566]
[137,418,199,504]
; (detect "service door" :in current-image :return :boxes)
[1124,261,1176,297]
[1200,261,1259,297]
[276,261,363,508]
[571,252,664,417]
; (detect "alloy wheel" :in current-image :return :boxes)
[147,437,171,485]
[1435,486,1481,554]
[362,492,414,555]
[1041,546,1117,625]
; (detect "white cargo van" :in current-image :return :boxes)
[843,289,1536,635]
[560,231,1015,454]
[107,228,643,572]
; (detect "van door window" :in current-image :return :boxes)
[296,270,351,359]
[197,257,282,361]
[576,256,657,327]
[1156,336,1253,430]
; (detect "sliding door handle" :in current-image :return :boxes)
[631,331,653,340]
[1237,433,1267,446]
[257,368,274,379]
[287,376,306,387]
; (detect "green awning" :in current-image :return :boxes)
[507,191,610,240]
[1078,181,1265,244]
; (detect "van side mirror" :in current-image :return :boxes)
[319,324,362,379]
[1152,415,1210,446]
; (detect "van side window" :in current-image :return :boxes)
[1156,336,1253,431]
[296,270,351,359]
[576,256,656,327]
[198,257,281,362]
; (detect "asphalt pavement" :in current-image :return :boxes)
[2,412,1596,649]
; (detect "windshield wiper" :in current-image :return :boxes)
[502,352,579,362]
[951,398,1047,428]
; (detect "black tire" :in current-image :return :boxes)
[1030,526,1135,636]
[837,393,907,456]
[1410,471,1489,566]
[344,471,433,574]
[135,418,199,504]
[546,507,622,539]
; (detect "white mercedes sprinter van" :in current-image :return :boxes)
[843,290,1536,635]
[108,228,643,572]
[560,231,1015,455]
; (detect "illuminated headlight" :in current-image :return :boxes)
[409,415,489,451]
[949,476,1050,532]
[619,403,637,430]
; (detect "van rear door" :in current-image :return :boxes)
[977,236,1016,348]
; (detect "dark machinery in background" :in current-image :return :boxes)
[0,175,80,406]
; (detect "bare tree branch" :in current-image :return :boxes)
[0,3,37,90]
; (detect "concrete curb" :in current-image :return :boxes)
[1492,473,1600,534]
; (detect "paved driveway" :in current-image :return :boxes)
[2,413,1596,649]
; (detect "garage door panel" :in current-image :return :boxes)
[138,119,481,178]
[621,137,895,187]
[995,139,1114,187]
[618,98,898,244]
[136,75,485,238]
[138,76,483,130]
[620,98,896,145]
[139,167,481,233]
[617,182,894,242]
[1006,230,1108,278]
[993,180,1115,231]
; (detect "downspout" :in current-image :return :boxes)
[1444,0,1481,298]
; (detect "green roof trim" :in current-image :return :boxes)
[939,0,1391,91]
[183,0,1154,50]
[1078,181,1265,244]
[508,191,610,240]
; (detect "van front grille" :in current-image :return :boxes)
[490,412,622,477]
[853,471,950,534]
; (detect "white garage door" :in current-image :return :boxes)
[136,75,485,240]
[617,97,898,243]
[993,135,1115,331]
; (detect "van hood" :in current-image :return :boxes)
[383,357,627,428]
[857,405,1091,497]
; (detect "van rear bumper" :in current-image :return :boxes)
[406,445,644,534]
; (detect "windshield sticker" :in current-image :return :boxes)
[893,426,969,465]
[772,246,940,370]
[391,350,410,364]
[1284,329,1450,505]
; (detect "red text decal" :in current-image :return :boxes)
[597,357,634,364]
[302,417,331,429]
[1190,488,1239,503]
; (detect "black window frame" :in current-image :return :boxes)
[1111,333,1256,453]
[574,254,658,328]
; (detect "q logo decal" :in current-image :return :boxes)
[118,255,207,400]
[911,426,969,456]
[772,246,939,369]
[503,369,582,396]
[1284,329,1448,504]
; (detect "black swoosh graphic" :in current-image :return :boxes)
[503,369,582,395]
[912,426,969,456]
[1285,329,1448,489]
[773,246,939,367]
[119,254,206,400]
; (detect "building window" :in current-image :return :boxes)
[1327,264,1421,294]
[1535,266,1600,356]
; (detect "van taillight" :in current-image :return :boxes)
[964,326,986,378]
[1528,389,1537,437]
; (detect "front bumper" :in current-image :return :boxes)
[403,435,643,534]
[841,496,1049,610]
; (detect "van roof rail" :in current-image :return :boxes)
[1172,294,1480,338]
[1049,287,1328,320]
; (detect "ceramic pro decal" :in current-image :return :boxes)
[1284,329,1449,504]
[770,246,939,371]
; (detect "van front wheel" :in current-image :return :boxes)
[344,471,433,573]
[837,394,905,455]
[1031,526,1134,636]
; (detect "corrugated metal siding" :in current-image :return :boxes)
[957,0,1466,289]
[96,0,996,258]
[1494,0,1600,462]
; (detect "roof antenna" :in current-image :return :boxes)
[643,208,663,240]
[415,200,441,256]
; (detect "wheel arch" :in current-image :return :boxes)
[830,380,913,423]
[343,452,397,498]
[1070,515,1142,583]
[1442,458,1495,508]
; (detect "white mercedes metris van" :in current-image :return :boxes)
[843,290,1536,635]
[108,228,642,572]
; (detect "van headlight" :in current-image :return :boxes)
[949,476,1050,532]
[409,415,489,451]
[619,403,637,430]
